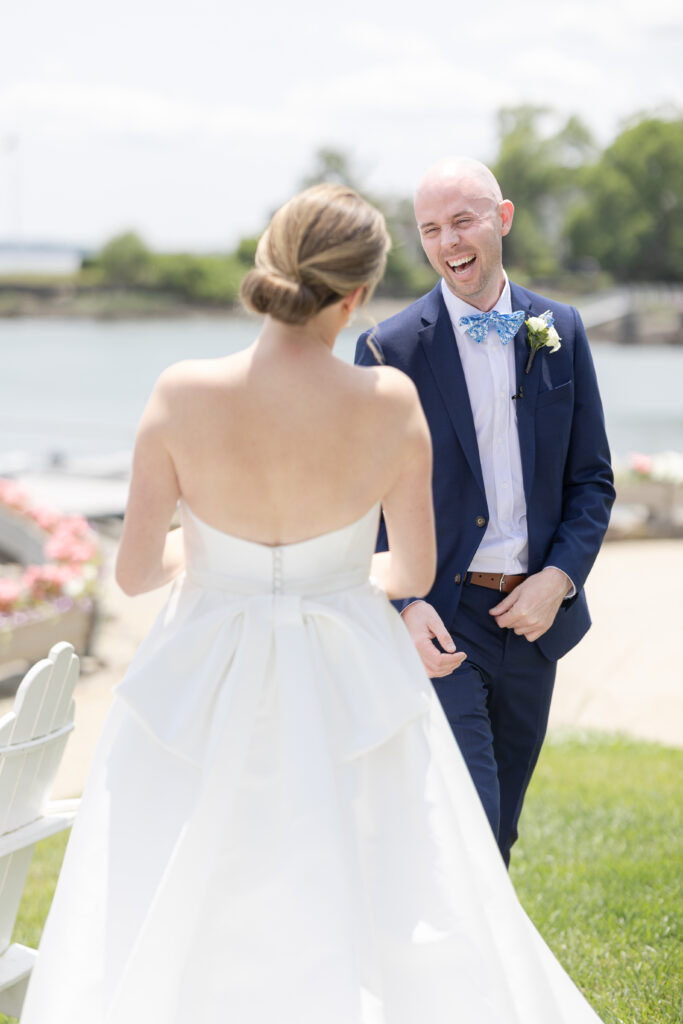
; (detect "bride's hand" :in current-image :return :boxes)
[401,601,467,678]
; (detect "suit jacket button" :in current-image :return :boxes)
[475,515,486,527]
[454,573,461,584]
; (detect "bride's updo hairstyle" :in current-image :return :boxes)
[240,183,391,325]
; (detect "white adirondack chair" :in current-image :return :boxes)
[0,642,80,1018]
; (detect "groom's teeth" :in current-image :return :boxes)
[448,255,475,272]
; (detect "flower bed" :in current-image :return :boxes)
[626,451,683,487]
[0,479,100,671]
[610,451,683,538]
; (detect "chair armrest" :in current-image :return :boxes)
[0,942,37,992]
[0,800,80,859]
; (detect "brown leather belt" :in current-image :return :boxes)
[466,572,527,594]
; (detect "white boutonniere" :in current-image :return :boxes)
[524,311,561,374]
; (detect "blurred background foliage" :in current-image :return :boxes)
[74,106,683,308]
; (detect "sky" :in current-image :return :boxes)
[0,0,681,251]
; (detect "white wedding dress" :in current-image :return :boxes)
[22,501,603,1023]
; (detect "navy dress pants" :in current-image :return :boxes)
[431,579,556,867]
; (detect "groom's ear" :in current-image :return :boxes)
[499,200,514,237]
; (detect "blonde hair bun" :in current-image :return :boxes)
[241,183,390,325]
[240,268,319,326]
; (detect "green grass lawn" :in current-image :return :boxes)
[1,732,680,1023]
[511,732,682,1024]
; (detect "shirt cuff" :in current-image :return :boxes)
[546,565,576,600]
[399,599,422,615]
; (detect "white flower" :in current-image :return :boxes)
[545,326,561,352]
[64,577,87,598]
[524,310,562,373]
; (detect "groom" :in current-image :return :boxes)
[355,157,615,866]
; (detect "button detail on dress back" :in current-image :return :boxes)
[272,549,283,594]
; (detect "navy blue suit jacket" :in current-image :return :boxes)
[355,282,615,662]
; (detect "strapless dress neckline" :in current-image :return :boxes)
[181,498,382,550]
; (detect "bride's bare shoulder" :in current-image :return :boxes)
[153,352,247,395]
[349,361,420,408]
[344,364,425,447]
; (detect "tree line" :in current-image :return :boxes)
[83,107,683,306]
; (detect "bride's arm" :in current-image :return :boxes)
[116,370,184,596]
[370,372,435,600]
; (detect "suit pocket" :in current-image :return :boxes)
[536,379,573,408]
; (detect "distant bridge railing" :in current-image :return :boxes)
[577,284,683,333]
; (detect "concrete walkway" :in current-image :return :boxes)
[548,539,683,745]
[3,538,681,798]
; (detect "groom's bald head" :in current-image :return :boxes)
[414,157,503,209]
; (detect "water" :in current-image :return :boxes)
[1,317,681,464]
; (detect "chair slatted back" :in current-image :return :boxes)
[0,642,78,955]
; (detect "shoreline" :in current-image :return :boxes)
[2,295,682,347]
[1,267,683,351]
[0,291,411,323]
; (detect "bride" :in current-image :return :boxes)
[21,184,603,1023]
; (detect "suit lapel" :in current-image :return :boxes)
[511,283,542,505]
[418,287,486,499]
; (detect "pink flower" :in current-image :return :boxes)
[23,564,75,600]
[30,505,61,531]
[44,515,98,563]
[68,541,98,563]
[44,534,97,564]
[629,452,653,477]
[59,516,91,538]
[0,479,30,513]
[1,483,100,621]
[44,535,77,561]
[0,579,24,613]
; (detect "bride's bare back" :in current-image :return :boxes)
[116,183,435,600]
[166,341,416,543]
[116,324,434,600]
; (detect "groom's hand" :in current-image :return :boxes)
[489,567,572,642]
[401,601,467,678]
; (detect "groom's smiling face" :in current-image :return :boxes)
[415,173,514,312]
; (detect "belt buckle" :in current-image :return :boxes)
[499,573,506,593]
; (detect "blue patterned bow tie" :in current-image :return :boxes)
[459,309,525,345]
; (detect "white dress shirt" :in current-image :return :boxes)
[440,276,575,597]
[440,275,528,575]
